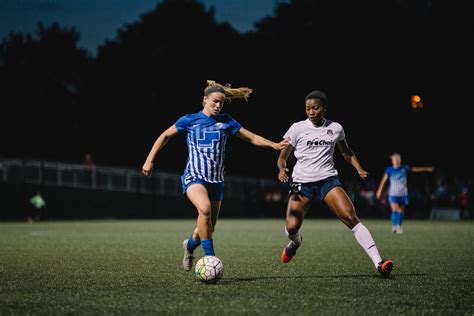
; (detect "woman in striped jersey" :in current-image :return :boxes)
[142,80,288,272]
[375,153,434,233]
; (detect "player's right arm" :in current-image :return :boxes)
[375,174,388,199]
[277,143,293,183]
[142,125,179,177]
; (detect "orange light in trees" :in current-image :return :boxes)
[411,95,423,110]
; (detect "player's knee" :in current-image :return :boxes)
[286,210,303,231]
[197,205,212,218]
[286,226,299,235]
[288,208,304,220]
[340,211,359,227]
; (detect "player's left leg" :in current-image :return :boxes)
[389,200,403,233]
[185,199,222,252]
[324,187,393,277]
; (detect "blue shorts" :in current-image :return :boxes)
[181,176,224,201]
[289,176,343,203]
[388,195,409,206]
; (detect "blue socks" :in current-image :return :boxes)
[391,211,404,227]
[201,239,215,256]
[391,211,399,227]
[185,234,215,256]
[186,234,201,253]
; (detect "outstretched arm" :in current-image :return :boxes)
[277,143,294,182]
[375,174,388,199]
[142,125,180,177]
[411,166,435,173]
[337,139,368,179]
[236,127,288,150]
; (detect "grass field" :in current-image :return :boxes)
[0,219,473,315]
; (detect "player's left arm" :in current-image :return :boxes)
[337,139,369,179]
[411,166,435,173]
[236,127,288,150]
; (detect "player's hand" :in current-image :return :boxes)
[278,168,290,183]
[375,191,382,200]
[358,169,369,179]
[142,161,153,177]
[274,140,289,151]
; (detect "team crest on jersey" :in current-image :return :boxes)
[197,131,221,148]
[327,129,333,136]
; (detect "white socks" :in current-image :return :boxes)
[351,223,382,268]
[285,226,302,246]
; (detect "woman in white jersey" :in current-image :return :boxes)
[277,90,393,277]
[142,80,288,272]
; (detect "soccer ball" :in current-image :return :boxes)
[195,256,224,283]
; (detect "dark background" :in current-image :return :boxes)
[1,0,472,182]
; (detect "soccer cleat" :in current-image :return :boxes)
[377,259,394,278]
[182,239,194,272]
[395,227,404,234]
[281,237,302,263]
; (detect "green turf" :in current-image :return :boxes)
[0,219,473,315]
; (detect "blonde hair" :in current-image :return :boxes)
[205,80,253,101]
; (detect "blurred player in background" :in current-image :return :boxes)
[142,80,288,272]
[375,153,434,233]
[28,191,46,223]
[277,90,393,278]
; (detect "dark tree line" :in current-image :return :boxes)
[1,0,472,178]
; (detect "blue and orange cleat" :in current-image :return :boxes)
[281,238,302,263]
[377,259,394,278]
[281,247,293,263]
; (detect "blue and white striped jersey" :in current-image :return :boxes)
[175,111,241,184]
[384,164,411,197]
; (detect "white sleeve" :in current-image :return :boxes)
[283,124,298,147]
[338,126,346,142]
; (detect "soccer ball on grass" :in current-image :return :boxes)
[195,256,223,283]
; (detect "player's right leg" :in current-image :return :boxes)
[282,192,311,263]
[389,198,404,233]
[183,183,214,271]
[396,200,407,234]
[182,228,200,272]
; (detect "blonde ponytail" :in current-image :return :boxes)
[205,80,253,101]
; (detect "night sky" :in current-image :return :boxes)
[0,0,284,55]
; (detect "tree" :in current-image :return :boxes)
[0,23,91,160]
[89,0,244,167]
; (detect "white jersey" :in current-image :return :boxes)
[283,118,345,183]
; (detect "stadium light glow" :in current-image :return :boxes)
[411,95,423,110]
